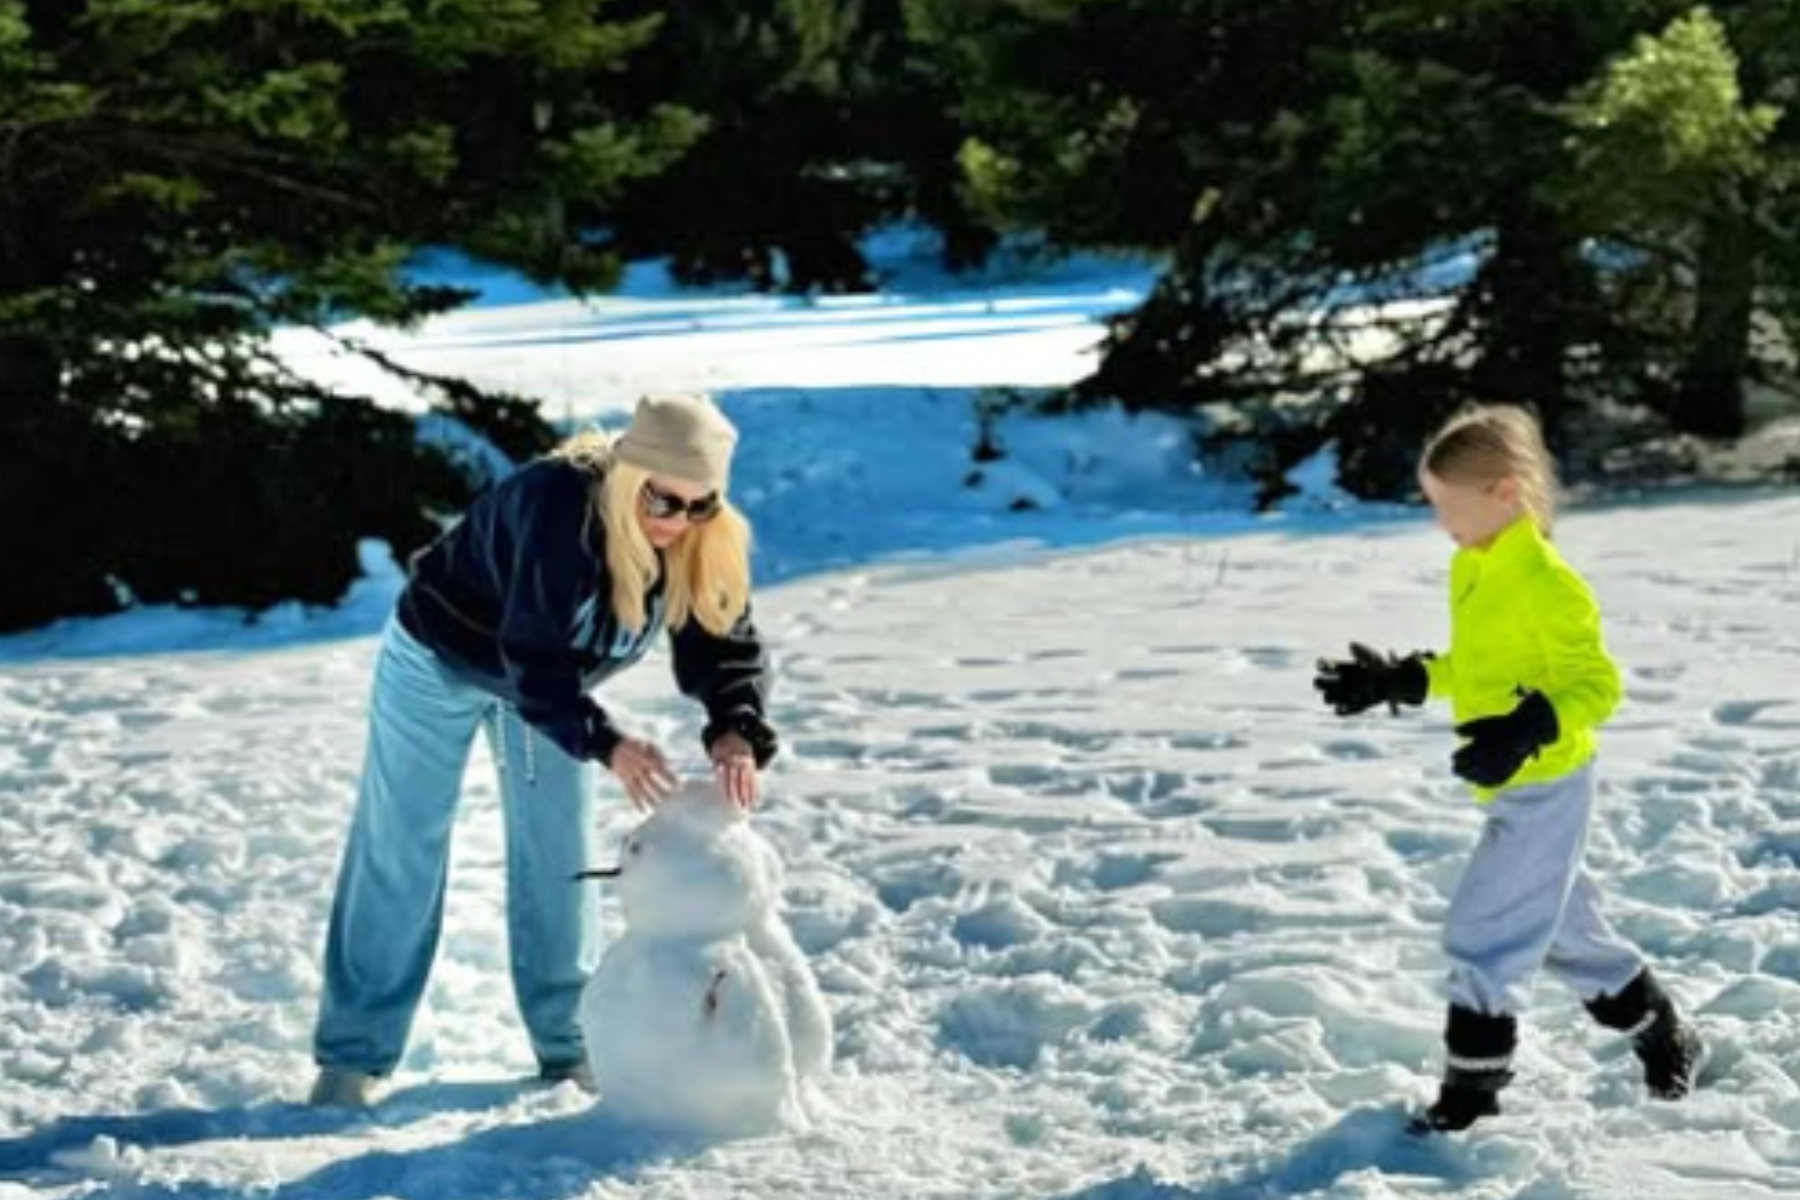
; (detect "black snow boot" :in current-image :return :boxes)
[1586,969,1705,1100]
[1413,1005,1517,1135]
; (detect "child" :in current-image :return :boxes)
[1313,404,1703,1134]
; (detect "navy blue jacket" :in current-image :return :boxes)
[397,457,775,766]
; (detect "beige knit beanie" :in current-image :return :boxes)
[613,393,738,491]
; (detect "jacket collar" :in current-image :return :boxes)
[1469,514,1544,567]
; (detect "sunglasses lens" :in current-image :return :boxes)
[641,484,722,523]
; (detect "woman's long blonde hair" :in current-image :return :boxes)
[551,429,752,637]
[1421,403,1560,534]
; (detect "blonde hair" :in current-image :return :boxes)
[550,429,753,637]
[1421,404,1559,534]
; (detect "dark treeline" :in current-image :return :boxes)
[923,0,1799,500]
[2,1,1794,631]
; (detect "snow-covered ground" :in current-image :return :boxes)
[3,237,1800,1199]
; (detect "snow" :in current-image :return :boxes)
[3,233,1800,1198]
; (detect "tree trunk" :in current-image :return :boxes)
[0,331,61,421]
[1470,201,1586,434]
[0,221,64,423]
[0,328,125,632]
[1672,210,1754,439]
[1081,234,1241,413]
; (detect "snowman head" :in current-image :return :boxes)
[614,778,781,938]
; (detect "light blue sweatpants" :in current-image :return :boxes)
[313,617,600,1074]
[1445,761,1644,1015]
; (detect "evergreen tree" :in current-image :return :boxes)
[1564,5,1789,437]
[916,0,1797,496]
[0,0,701,630]
[607,0,991,292]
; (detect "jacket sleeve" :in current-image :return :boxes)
[495,465,623,764]
[1531,565,1622,734]
[671,602,778,767]
[1424,652,1455,700]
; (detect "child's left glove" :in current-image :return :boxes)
[1452,691,1559,787]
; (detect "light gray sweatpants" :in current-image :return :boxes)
[1445,762,1644,1016]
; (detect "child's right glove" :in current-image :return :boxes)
[1451,691,1559,787]
[1313,642,1430,716]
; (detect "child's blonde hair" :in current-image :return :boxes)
[550,429,753,637]
[1421,404,1560,534]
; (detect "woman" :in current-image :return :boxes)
[310,393,778,1107]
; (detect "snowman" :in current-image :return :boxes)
[578,777,832,1135]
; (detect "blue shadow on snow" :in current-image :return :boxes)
[0,1082,709,1200]
[1047,1105,1522,1199]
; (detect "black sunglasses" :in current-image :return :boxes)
[640,481,722,523]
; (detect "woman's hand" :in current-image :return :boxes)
[607,737,678,811]
[710,731,760,810]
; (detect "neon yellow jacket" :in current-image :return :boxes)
[1423,516,1621,801]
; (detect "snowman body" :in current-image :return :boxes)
[578,780,831,1134]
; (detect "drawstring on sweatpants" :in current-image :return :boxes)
[490,704,538,786]
[491,704,508,772]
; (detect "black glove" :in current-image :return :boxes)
[1313,643,1429,716]
[1451,691,1559,787]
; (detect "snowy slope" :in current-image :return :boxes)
[3,245,1800,1199]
